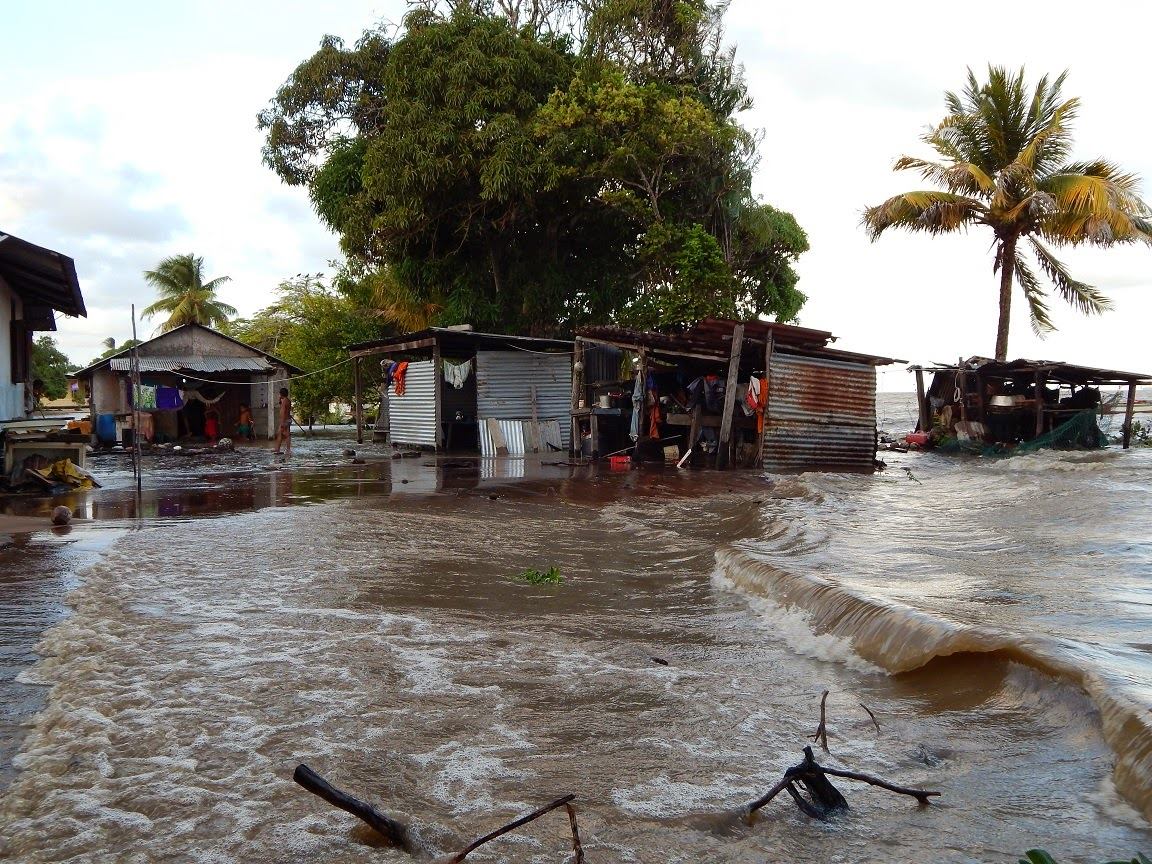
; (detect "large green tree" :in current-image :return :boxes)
[258,1,806,335]
[863,66,1152,361]
[225,274,391,424]
[141,253,238,333]
[30,336,71,400]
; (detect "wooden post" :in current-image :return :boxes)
[1034,371,1046,438]
[432,338,443,451]
[636,347,648,442]
[717,323,744,469]
[914,368,929,432]
[354,356,363,445]
[973,371,985,426]
[686,404,702,467]
[570,339,584,457]
[755,331,774,467]
[130,304,142,499]
[1122,381,1138,449]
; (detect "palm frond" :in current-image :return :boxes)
[1013,252,1055,336]
[1028,236,1113,316]
[862,191,985,239]
[893,156,994,195]
[1039,164,1152,245]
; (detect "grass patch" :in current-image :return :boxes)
[516,566,563,585]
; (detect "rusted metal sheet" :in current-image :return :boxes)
[763,353,877,473]
[388,360,437,447]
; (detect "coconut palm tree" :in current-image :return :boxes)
[141,253,238,333]
[863,66,1152,360]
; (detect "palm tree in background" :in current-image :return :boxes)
[863,66,1152,360]
[141,253,237,333]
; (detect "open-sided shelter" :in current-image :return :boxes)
[911,357,1151,451]
[75,324,301,444]
[574,319,900,473]
[346,326,573,455]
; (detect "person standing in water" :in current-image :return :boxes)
[273,387,292,456]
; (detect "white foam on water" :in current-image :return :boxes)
[611,773,756,818]
[411,724,536,814]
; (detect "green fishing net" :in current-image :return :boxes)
[935,410,1107,457]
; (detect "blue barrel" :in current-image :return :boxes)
[96,413,116,444]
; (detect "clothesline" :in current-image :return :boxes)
[143,356,355,387]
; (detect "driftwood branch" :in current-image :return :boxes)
[746,776,793,814]
[565,803,584,863]
[808,690,830,752]
[443,794,577,863]
[293,764,414,853]
[745,746,939,821]
[819,765,939,805]
[859,702,881,733]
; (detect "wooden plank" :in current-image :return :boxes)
[354,356,363,445]
[486,417,509,455]
[349,337,436,358]
[716,323,744,469]
[577,337,725,363]
[636,347,648,440]
[687,404,702,467]
[1123,381,1138,449]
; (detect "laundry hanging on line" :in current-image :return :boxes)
[157,386,183,410]
[442,359,472,389]
[393,361,409,396]
[133,384,157,410]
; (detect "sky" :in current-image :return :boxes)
[3,1,1150,391]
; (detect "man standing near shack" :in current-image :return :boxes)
[273,387,292,457]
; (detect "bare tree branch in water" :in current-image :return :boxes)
[808,689,830,752]
[442,794,582,863]
[293,764,416,852]
[745,746,940,821]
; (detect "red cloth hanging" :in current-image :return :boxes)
[393,361,410,396]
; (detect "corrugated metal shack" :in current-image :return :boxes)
[575,319,899,473]
[74,324,301,444]
[346,327,573,455]
[911,358,1151,450]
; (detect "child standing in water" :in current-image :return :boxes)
[273,388,292,456]
[236,402,255,442]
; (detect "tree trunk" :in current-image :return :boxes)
[994,236,1016,362]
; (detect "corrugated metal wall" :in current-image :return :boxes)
[389,360,437,447]
[475,351,572,450]
[763,353,877,473]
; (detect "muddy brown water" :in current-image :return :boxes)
[1,425,1150,862]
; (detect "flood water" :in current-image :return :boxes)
[1,406,1150,863]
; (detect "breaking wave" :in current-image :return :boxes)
[715,546,1152,823]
